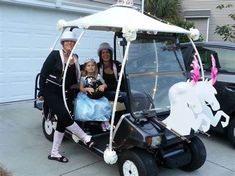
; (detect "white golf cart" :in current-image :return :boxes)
[34,1,209,175]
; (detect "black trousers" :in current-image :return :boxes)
[44,83,74,133]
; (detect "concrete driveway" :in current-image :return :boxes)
[0,101,234,176]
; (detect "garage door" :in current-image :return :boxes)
[0,3,112,103]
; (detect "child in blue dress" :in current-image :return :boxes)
[74,58,111,131]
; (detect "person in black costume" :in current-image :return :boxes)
[38,31,94,163]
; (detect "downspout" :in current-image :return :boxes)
[206,17,210,42]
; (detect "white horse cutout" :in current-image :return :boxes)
[193,80,230,128]
[163,54,230,136]
[163,82,210,136]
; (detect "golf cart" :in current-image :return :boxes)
[34,1,210,175]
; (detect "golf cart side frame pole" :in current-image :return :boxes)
[108,41,131,150]
[62,29,86,116]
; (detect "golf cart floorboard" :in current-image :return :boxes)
[89,132,110,155]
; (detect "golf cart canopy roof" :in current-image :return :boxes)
[62,5,190,34]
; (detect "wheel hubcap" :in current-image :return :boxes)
[122,160,139,176]
[44,119,56,135]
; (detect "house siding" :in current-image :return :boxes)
[181,0,235,42]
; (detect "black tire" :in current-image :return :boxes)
[180,136,206,171]
[42,107,57,142]
[118,148,158,176]
[227,117,235,148]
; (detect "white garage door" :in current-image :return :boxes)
[0,2,112,103]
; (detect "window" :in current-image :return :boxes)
[200,46,235,73]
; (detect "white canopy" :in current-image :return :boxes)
[63,5,190,34]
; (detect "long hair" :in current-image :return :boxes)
[82,58,98,78]
[99,49,114,68]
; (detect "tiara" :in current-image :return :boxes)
[84,58,96,64]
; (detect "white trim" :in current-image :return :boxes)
[46,79,62,87]
[206,18,210,42]
[185,8,211,11]
[0,0,103,14]
[184,15,210,18]
[184,9,211,18]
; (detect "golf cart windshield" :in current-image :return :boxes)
[125,34,186,115]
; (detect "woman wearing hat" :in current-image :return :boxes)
[97,42,121,92]
[38,31,94,163]
[97,42,128,110]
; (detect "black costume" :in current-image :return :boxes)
[39,50,78,132]
[97,60,128,111]
[97,60,122,91]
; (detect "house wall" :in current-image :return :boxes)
[181,0,235,42]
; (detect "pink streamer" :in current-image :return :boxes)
[211,54,218,85]
[190,54,200,85]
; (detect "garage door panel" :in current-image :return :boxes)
[2,82,34,102]
[28,35,57,48]
[4,32,31,48]
[0,74,36,103]
[5,31,55,48]
[4,48,31,58]
[4,59,35,72]
[0,3,113,103]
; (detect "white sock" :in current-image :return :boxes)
[66,122,91,143]
[51,131,64,157]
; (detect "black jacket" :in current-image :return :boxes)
[38,50,77,97]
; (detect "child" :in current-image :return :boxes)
[74,58,111,131]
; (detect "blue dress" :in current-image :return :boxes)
[74,75,112,121]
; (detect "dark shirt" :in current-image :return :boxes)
[103,72,117,91]
[98,60,126,92]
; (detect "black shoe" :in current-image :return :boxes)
[48,155,69,163]
[85,137,95,148]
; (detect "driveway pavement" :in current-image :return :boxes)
[0,101,234,176]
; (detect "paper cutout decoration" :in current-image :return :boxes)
[163,54,230,136]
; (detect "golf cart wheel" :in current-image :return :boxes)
[180,136,206,171]
[227,117,235,148]
[118,148,158,176]
[42,109,57,141]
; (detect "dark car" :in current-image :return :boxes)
[181,42,235,148]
